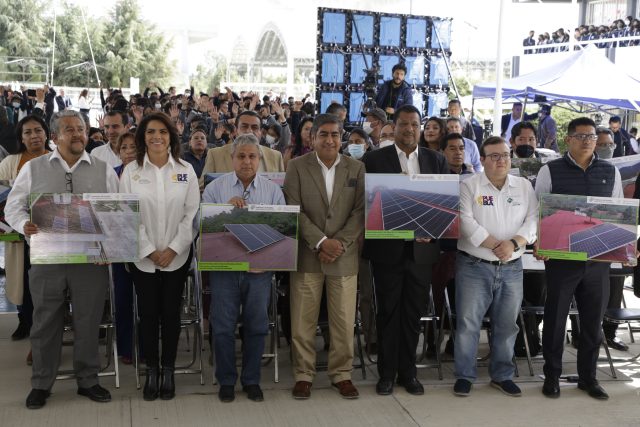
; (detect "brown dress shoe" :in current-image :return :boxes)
[332,380,359,399]
[292,381,312,399]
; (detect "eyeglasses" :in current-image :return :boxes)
[65,172,73,193]
[569,133,597,141]
[484,153,510,162]
[242,189,250,201]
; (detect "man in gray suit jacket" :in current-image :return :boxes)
[283,114,365,400]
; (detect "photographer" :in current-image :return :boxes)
[374,63,413,120]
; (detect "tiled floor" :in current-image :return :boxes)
[1,301,639,427]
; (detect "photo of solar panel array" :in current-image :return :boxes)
[380,189,458,239]
[569,222,637,259]
[224,223,286,253]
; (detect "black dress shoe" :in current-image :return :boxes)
[606,336,629,351]
[376,379,394,395]
[578,380,609,400]
[398,377,424,395]
[160,367,175,400]
[11,323,30,341]
[219,385,235,402]
[77,384,111,402]
[243,384,264,402]
[143,367,160,401]
[542,376,560,398]
[26,389,50,409]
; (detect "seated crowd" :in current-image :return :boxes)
[0,79,636,410]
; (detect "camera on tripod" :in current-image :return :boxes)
[362,67,382,99]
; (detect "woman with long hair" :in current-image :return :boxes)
[420,116,447,151]
[119,113,199,400]
[283,116,314,169]
[78,89,92,117]
[0,115,52,364]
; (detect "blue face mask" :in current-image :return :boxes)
[348,143,366,159]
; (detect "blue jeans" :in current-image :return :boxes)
[454,253,523,382]
[210,271,272,386]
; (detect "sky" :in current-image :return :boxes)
[68,0,578,71]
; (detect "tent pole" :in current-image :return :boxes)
[521,89,529,120]
[471,97,475,124]
[492,0,507,136]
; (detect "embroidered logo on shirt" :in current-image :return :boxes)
[477,195,494,206]
[172,173,188,183]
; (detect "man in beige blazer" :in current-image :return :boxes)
[201,111,284,180]
[283,113,365,400]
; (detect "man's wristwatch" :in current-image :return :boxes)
[510,239,520,252]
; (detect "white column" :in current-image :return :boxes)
[492,0,507,136]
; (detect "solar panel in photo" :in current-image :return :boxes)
[78,206,96,233]
[224,224,286,253]
[569,223,637,259]
[52,216,68,232]
[379,190,458,239]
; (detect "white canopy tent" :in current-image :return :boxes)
[472,45,640,113]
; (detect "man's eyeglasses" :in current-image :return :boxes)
[65,172,73,193]
[242,189,250,201]
[484,153,510,162]
[569,133,597,142]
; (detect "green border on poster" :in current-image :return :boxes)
[365,230,414,239]
[0,233,22,241]
[198,261,250,271]
[537,249,588,261]
[31,254,88,264]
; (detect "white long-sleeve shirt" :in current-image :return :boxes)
[119,154,200,272]
[457,172,539,262]
[91,143,122,168]
[5,148,119,234]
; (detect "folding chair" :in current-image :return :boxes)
[416,288,443,380]
[600,307,640,379]
[57,266,120,388]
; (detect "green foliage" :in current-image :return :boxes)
[201,208,297,238]
[189,52,233,94]
[549,105,582,153]
[102,0,174,88]
[1,0,174,87]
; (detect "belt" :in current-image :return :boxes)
[459,251,519,266]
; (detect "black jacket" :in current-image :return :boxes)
[361,145,448,264]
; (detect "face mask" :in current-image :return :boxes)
[379,139,395,148]
[12,102,20,108]
[595,144,615,159]
[348,144,366,159]
[362,122,374,135]
[265,134,277,147]
[515,144,535,158]
[155,103,161,109]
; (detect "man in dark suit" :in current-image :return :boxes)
[523,31,536,54]
[362,104,448,396]
[500,102,537,141]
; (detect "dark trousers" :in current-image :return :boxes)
[372,259,431,381]
[542,260,609,382]
[112,263,134,359]
[602,275,625,338]
[130,256,191,368]
[17,242,33,327]
[29,264,109,390]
